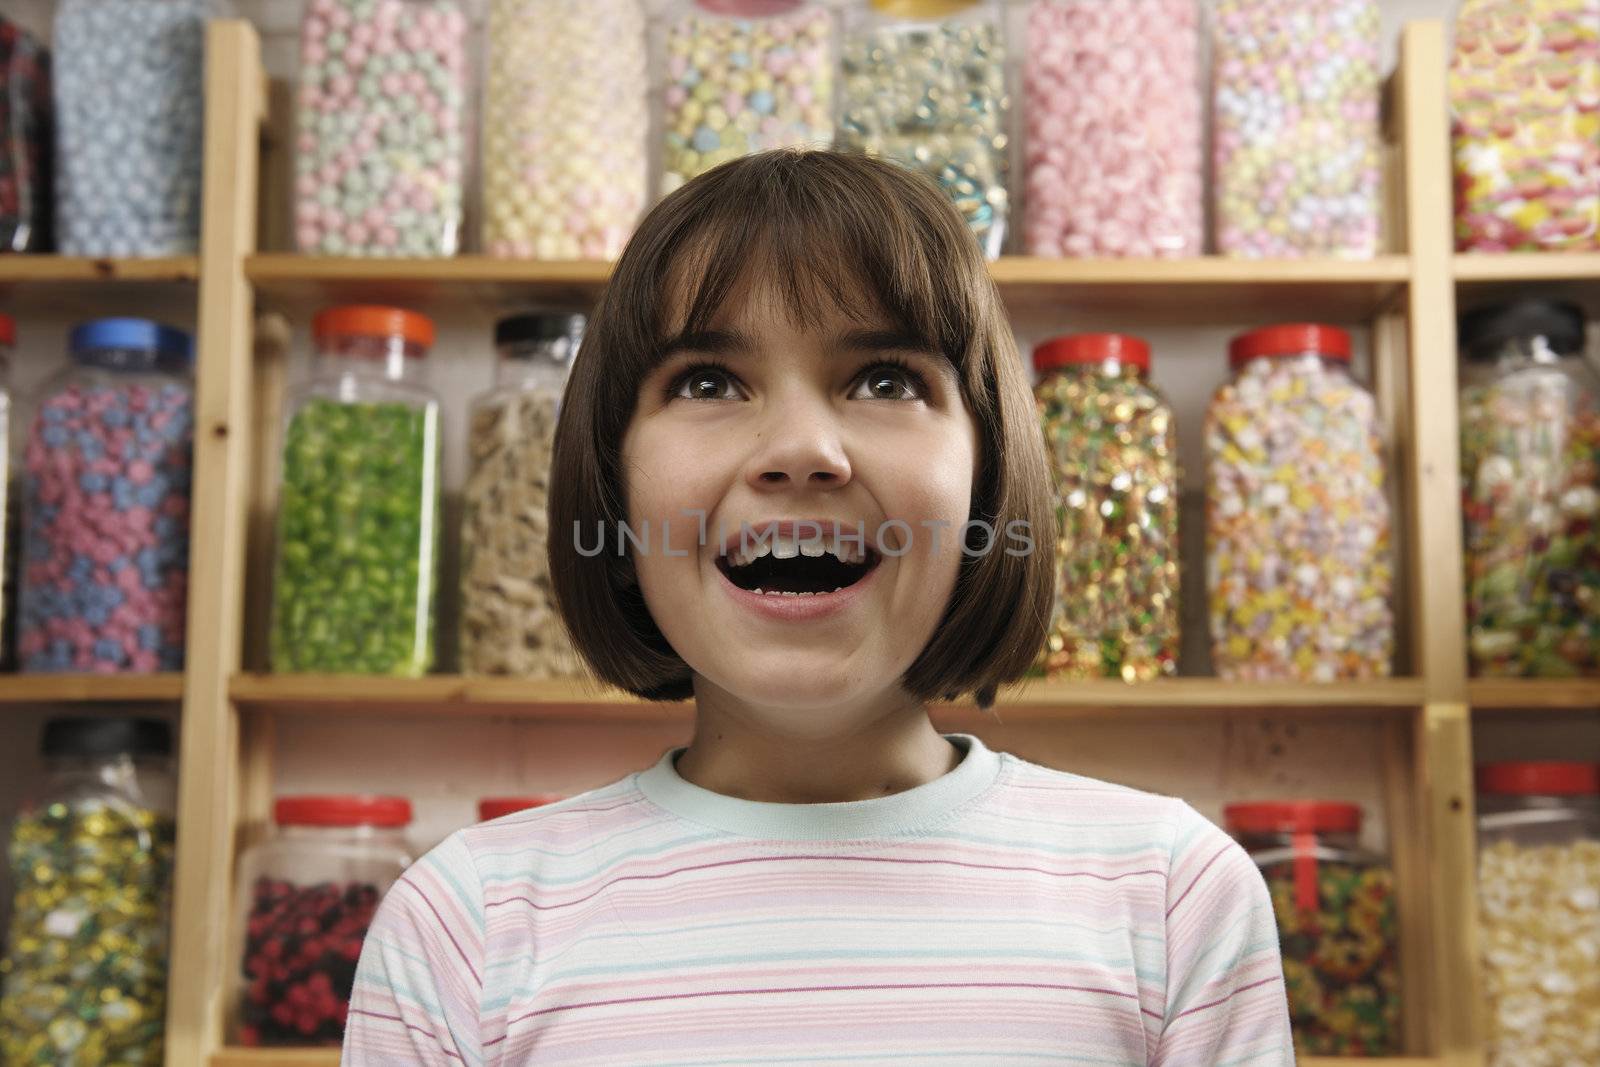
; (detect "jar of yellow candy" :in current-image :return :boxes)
[0,716,177,1065]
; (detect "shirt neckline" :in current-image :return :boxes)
[634,732,1001,841]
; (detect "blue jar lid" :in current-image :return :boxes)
[70,318,194,366]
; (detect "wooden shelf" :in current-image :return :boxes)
[1454,250,1600,315]
[207,1050,1442,1067]
[244,253,1410,324]
[0,256,200,311]
[0,673,186,703]
[1468,679,1600,711]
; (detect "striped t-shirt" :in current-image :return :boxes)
[342,731,1295,1066]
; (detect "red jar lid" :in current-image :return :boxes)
[1223,800,1363,835]
[478,795,565,821]
[0,313,14,346]
[1476,762,1600,796]
[1033,333,1151,373]
[1228,323,1351,369]
[275,795,413,828]
[313,305,435,349]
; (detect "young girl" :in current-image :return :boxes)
[341,149,1295,1066]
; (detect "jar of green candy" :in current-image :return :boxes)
[1028,332,1179,681]
[1225,800,1401,1056]
[269,305,442,675]
[1458,299,1600,678]
[0,716,177,1066]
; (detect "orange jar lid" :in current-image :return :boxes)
[313,305,436,349]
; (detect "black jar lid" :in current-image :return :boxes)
[42,717,172,759]
[1458,299,1586,361]
[494,312,587,350]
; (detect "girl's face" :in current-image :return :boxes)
[621,274,980,732]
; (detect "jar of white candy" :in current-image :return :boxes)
[656,0,836,199]
[1021,0,1202,259]
[1204,323,1394,681]
[52,0,228,257]
[1476,761,1600,1067]
[1211,0,1382,259]
[293,0,469,257]
[838,0,1010,260]
[481,0,648,260]
[460,312,590,678]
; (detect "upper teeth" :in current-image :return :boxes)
[724,530,869,568]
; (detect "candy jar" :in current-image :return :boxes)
[1021,0,1202,259]
[1458,299,1600,677]
[656,0,835,198]
[270,306,442,675]
[1476,761,1600,1067]
[0,716,177,1064]
[229,795,414,1047]
[461,312,588,678]
[0,16,51,252]
[481,0,648,260]
[17,318,195,673]
[52,0,226,257]
[1212,0,1382,258]
[1451,2,1600,252]
[1029,333,1180,681]
[477,794,565,822]
[1205,323,1394,680]
[1225,801,1401,1055]
[838,0,1009,259]
[293,0,469,257]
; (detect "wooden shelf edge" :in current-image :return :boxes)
[0,255,200,284]
[0,673,186,703]
[1454,250,1600,283]
[1468,678,1600,711]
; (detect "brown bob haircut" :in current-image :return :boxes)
[546,147,1055,712]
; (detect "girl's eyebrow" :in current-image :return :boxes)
[658,327,943,362]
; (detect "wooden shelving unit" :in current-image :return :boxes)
[0,674,187,703]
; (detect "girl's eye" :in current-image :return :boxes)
[853,360,930,402]
[665,358,931,402]
[669,363,742,402]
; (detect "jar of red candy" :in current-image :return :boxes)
[477,794,565,821]
[0,15,50,252]
[228,794,414,1047]
[1459,300,1600,677]
[1205,323,1394,681]
[17,318,194,673]
[1021,0,1202,258]
[1451,2,1600,252]
[1225,800,1401,1055]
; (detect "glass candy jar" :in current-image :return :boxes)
[1476,762,1600,1066]
[1021,0,1202,258]
[656,0,835,197]
[838,0,1009,258]
[477,794,565,822]
[0,716,177,1064]
[269,306,442,675]
[0,15,51,252]
[18,318,196,673]
[1225,800,1401,1055]
[229,795,414,1047]
[1205,323,1394,680]
[1458,299,1600,677]
[1029,333,1180,681]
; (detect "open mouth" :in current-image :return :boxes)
[715,546,882,596]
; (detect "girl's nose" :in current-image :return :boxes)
[746,396,852,490]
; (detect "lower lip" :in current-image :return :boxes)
[715,557,881,622]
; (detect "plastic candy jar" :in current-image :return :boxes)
[1225,800,1401,1056]
[1458,299,1600,677]
[1205,323,1394,681]
[269,306,442,676]
[1451,2,1600,252]
[229,795,414,1047]
[1212,0,1383,258]
[461,312,588,678]
[838,0,1009,259]
[1029,333,1180,681]
[1021,0,1202,259]
[477,794,565,822]
[0,716,177,1065]
[0,16,51,252]
[17,318,195,673]
[657,0,835,197]
[293,0,469,257]
[52,0,226,256]
[1476,762,1600,1067]
[481,0,647,260]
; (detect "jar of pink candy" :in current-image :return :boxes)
[293,0,469,257]
[1450,1,1600,252]
[17,319,195,674]
[1211,0,1383,259]
[1205,324,1394,681]
[1022,0,1203,259]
